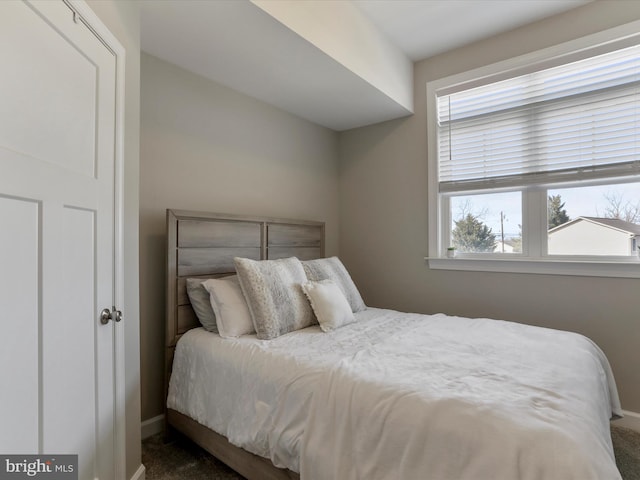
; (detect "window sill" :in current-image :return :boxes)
[426,256,640,278]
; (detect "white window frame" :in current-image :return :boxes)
[426,20,640,279]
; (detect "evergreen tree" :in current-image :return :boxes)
[452,213,497,252]
[548,194,570,229]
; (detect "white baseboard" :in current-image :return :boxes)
[612,409,640,433]
[141,413,165,440]
[130,464,145,480]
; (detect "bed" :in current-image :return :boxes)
[165,209,623,480]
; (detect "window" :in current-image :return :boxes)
[427,22,640,277]
[547,183,640,256]
[448,191,522,254]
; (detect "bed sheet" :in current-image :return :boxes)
[167,307,622,479]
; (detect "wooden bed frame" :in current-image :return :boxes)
[165,209,325,480]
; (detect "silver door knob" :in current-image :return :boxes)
[100,306,122,325]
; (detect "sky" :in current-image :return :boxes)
[451,181,640,239]
[551,183,640,221]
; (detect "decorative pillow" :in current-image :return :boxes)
[234,256,315,340]
[301,279,355,332]
[202,276,254,338]
[302,257,366,313]
[185,278,218,333]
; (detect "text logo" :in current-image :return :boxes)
[0,455,77,480]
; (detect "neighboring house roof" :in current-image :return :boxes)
[549,216,640,235]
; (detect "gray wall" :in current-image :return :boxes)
[85,1,141,478]
[339,1,640,413]
[140,53,340,421]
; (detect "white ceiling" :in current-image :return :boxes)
[354,0,590,61]
[140,0,591,131]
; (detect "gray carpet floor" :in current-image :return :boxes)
[143,425,640,479]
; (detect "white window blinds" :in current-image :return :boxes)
[437,44,640,193]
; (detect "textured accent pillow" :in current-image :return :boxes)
[302,257,366,313]
[234,256,315,340]
[202,275,254,338]
[185,278,218,333]
[301,279,355,332]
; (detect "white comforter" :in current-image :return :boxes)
[168,308,622,480]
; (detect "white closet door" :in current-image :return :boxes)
[0,1,117,478]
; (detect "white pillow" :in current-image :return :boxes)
[202,275,254,338]
[301,279,355,332]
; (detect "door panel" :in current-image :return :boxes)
[42,206,98,479]
[0,1,117,478]
[0,196,39,453]
[0,1,97,177]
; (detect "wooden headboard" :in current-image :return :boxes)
[165,209,325,404]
